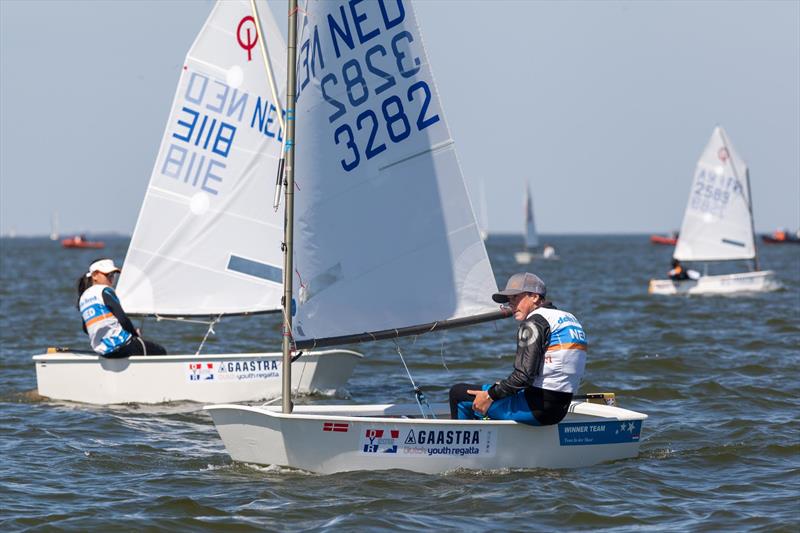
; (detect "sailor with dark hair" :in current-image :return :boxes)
[449,272,587,425]
[668,259,690,281]
[77,259,167,358]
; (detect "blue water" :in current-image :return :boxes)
[1,235,798,531]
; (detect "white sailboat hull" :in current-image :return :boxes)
[205,401,646,474]
[514,251,533,264]
[33,350,361,405]
[515,251,559,264]
[648,270,778,295]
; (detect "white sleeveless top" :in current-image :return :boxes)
[79,284,132,355]
[531,307,587,393]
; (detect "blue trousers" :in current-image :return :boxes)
[450,383,543,426]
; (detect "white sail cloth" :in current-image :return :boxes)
[524,183,539,249]
[117,1,287,315]
[291,0,498,342]
[674,126,755,262]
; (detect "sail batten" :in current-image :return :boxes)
[673,126,756,262]
[117,1,289,316]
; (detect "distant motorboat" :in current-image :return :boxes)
[761,229,800,245]
[61,235,105,249]
[650,233,678,245]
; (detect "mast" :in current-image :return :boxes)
[744,168,759,271]
[281,0,298,414]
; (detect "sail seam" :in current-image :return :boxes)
[147,186,282,230]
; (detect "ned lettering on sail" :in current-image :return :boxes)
[161,69,285,196]
[295,0,439,174]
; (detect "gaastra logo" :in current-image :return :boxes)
[404,429,481,445]
[219,360,279,373]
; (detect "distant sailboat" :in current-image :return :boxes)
[649,126,779,295]
[49,211,59,241]
[514,183,556,263]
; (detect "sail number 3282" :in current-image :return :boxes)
[321,35,440,172]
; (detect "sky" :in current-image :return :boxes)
[1,0,798,237]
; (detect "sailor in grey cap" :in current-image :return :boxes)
[449,272,588,425]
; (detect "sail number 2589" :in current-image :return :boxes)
[321,35,440,172]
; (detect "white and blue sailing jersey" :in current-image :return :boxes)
[79,285,132,355]
[531,307,588,393]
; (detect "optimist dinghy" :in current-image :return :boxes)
[648,126,778,295]
[32,0,360,405]
[514,183,557,263]
[205,0,647,473]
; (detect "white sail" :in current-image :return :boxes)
[674,126,755,262]
[479,180,489,241]
[524,183,538,249]
[49,211,59,241]
[290,0,499,343]
[117,1,288,315]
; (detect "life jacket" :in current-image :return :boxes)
[530,307,587,393]
[79,284,132,355]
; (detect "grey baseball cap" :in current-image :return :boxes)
[492,272,547,303]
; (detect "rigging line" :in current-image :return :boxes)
[278,296,302,355]
[439,330,449,372]
[195,314,223,356]
[392,339,436,420]
[293,357,306,397]
[155,314,225,326]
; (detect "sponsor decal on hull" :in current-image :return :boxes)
[187,360,281,382]
[359,427,496,457]
[558,420,641,446]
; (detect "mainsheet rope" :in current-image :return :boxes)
[393,339,436,419]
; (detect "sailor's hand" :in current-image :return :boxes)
[468,389,493,415]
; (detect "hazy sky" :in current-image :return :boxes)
[1,0,798,236]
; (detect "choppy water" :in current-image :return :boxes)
[1,235,798,531]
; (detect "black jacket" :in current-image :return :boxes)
[487,303,556,400]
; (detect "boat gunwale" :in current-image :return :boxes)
[32,349,363,363]
[648,269,776,285]
[203,401,648,425]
